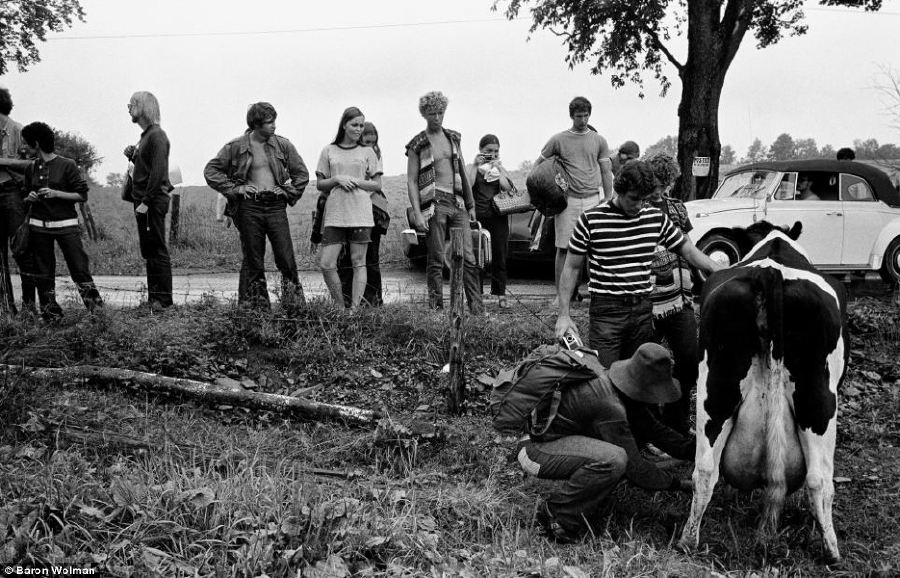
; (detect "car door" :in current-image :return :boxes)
[841,173,884,266]
[764,172,843,267]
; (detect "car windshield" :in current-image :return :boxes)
[713,170,779,200]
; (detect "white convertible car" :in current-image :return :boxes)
[686,160,900,284]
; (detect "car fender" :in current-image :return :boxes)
[869,217,900,270]
[684,208,761,246]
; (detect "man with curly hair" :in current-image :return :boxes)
[555,160,722,368]
[405,91,483,313]
[645,152,697,433]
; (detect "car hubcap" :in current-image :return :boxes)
[709,249,733,266]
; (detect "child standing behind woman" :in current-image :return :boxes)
[469,134,514,307]
[315,107,383,310]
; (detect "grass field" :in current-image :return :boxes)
[65,170,529,277]
[0,294,898,576]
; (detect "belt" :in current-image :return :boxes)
[592,293,649,305]
[434,190,465,208]
[245,191,283,203]
[29,218,79,229]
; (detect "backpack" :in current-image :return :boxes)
[525,158,570,217]
[490,344,606,437]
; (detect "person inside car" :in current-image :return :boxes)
[797,174,821,201]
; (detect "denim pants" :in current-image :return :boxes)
[135,196,173,306]
[519,436,627,534]
[235,198,302,307]
[0,186,37,311]
[425,196,483,313]
[588,294,654,368]
[30,227,102,317]
[477,212,509,296]
[654,307,699,433]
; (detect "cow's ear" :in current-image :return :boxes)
[731,227,752,254]
[788,221,803,240]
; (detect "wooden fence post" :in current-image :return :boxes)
[169,190,181,245]
[446,227,466,414]
[78,203,98,241]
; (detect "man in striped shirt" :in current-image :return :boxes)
[555,161,723,368]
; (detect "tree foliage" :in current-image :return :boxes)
[644,135,678,158]
[768,133,796,160]
[744,138,767,163]
[720,144,737,165]
[54,129,100,178]
[0,0,85,76]
[497,0,883,198]
[106,172,124,188]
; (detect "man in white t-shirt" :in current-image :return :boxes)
[534,97,614,297]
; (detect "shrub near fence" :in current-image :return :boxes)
[54,170,529,276]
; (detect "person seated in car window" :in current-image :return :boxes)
[796,175,821,201]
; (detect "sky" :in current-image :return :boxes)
[2,0,900,185]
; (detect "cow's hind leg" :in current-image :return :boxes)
[678,358,736,552]
[798,425,839,563]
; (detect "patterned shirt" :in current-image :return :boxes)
[648,196,695,317]
[568,201,685,295]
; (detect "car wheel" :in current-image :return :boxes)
[879,237,900,286]
[697,234,742,269]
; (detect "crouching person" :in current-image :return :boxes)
[517,343,694,542]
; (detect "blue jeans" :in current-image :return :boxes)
[135,196,173,307]
[654,307,698,434]
[520,436,627,534]
[30,227,102,318]
[588,294,654,368]
[0,185,37,312]
[235,198,302,308]
[425,195,483,313]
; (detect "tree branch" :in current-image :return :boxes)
[641,23,683,73]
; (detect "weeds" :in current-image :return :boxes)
[0,298,898,576]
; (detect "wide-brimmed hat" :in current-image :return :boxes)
[609,343,681,404]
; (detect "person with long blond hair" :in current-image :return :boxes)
[125,91,173,310]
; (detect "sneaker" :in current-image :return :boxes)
[535,501,580,544]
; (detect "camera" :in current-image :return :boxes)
[560,328,583,350]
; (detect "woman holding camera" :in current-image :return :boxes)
[20,122,102,319]
[315,107,383,310]
[468,134,513,307]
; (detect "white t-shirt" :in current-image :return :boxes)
[316,144,383,228]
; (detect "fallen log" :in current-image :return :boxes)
[1,364,383,426]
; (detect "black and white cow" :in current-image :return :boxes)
[678,221,848,563]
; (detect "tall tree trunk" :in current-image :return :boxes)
[676,0,727,201]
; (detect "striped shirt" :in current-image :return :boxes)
[568,202,685,295]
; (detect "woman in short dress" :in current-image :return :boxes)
[315,107,383,310]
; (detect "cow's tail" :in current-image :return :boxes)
[757,267,787,536]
